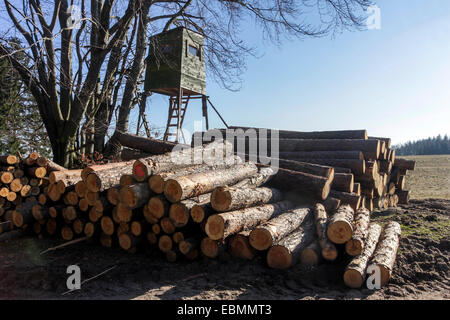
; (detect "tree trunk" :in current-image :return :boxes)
[269,168,332,201]
[164,163,258,203]
[249,206,311,250]
[343,223,382,288]
[313,203,338,261]
[211,186,283,212]
[345,208,371,256]
[205,200,294,240]
[367,221,401,287]
[327,204,354,244]
[266,221,315,269]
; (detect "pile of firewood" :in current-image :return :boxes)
[0,128,415,289]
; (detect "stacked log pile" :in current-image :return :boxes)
[0,128,415,289]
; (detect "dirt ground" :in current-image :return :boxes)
[0,198,448,300]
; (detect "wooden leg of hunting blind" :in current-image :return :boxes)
[158,234,173,252]
[249,206,311,251]
[148,195,170,219]
[367,221,401,287]
[328,190,361,211]
[345,208,370,256]
[313,203,338,261]
[228,230,256,260]
[332,173,354,193]
[266,223,315,269]
[200,237,226,258]
[327,204,354,244]
[120,183,152,209]
[210,186,283,212]
[269,168,332,200]
[164,163,258,203]
[205,200,295,240]
[344,223,382,288]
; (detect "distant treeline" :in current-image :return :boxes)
[394,135,450,156]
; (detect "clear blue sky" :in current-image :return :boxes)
[137,0,450,145]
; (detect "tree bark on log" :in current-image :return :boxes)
[327,204,354,244]
[332,173,354,193]
[343,223,382,288]
[228,230,256,260]
[345,208,371,256]
[211,186,283,212]
[86,165,133,192]
[269,168,333,201]
[278,150,363,160]
[132,140,234,182]
[233,167,275,189]
[329,190,361,211]
[266,221,315,269]
[49,169,82,185]
[205,200,295,240]
[367,221,401,287]
[249,206,311,251]
[251,157,334,178]
[164,163,258,203]
[313,203,338,261]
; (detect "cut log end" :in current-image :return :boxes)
[164,179,182,203]
[101,216,115,236]
[343,269,364,289]
[86,173,101,193]
[148,197,167,219]
[327,220,353,244]
[191,204,205,223]
[205,215,225,240]
[266,245,291,269]
[249,228,273,251]
[210,187,232,212]
[158,235,173,252]
[132,160,149,182]
[169,203,189,228]
[84,222,95,237]
[119,233,133,251]
[200,238,220,258]
[149,175,164,194]
[322,246,338,261]
[12,211,24,227]
[61,227,74,241]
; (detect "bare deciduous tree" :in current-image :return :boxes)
[0,0,373,167]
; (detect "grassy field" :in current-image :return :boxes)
[402,154,450,200]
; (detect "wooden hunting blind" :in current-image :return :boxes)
[143,27,209,142]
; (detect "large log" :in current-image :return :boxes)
[191,202,214,223]
[396,190,410,204]
[0,155,18,165]
[148,195,170,219]
[345,208,371,256]
[394,158,415,171]
[120,148,152,161]
[278,150,363,160]
[328,190,360,211]
[86,165,133,192]
[343,223,382,288]
[367,221,402,287]
[232,166,275,189]
[210,127,368,140]
[49,169,82,185]
[327,204,354,244]
[287,159,366,175]
[148,156,242,193]
[248,206,311,251]
[117,132,183,154]
[368,136,391,149]
[132,139,234,182]
[269,168,333,200]
[313,203,338,261]
[211,186,283,212]
[300,240,322,265]
[205,200,295,240]
[332,173,354,193]
[164,162,258,203]
[80,161,134,182]
[12,201,38,227]
[266,222,315,269]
